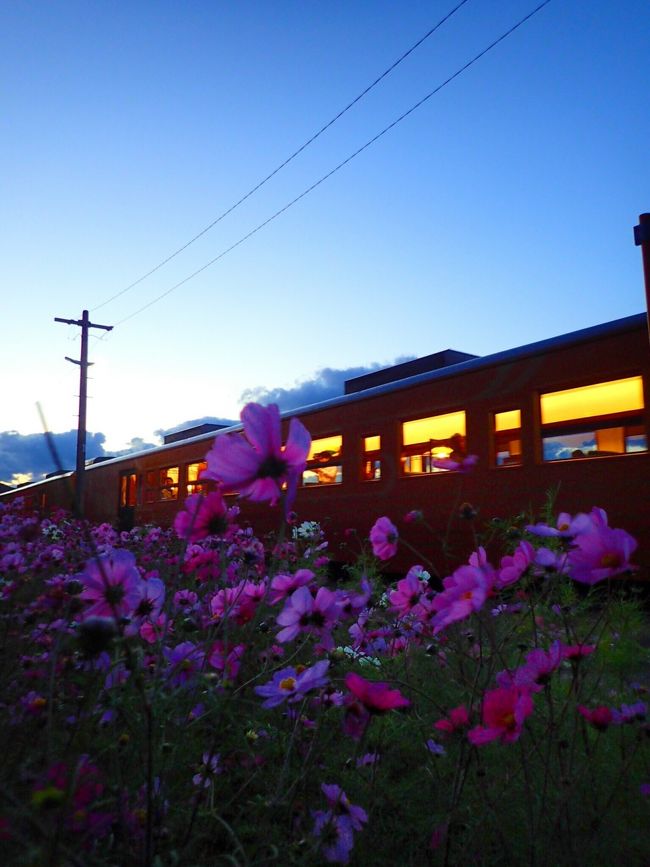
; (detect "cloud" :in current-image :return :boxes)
[0,430,106,486]
[240,359,415,411]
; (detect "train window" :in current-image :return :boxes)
[186,461,208,496]
[362,435,381,480]
[145,466,180,502]
[303,434,342,486]
[540,376,647,461]
[401,411,466,475]
[119,472,137,507]
[493,410,522,467]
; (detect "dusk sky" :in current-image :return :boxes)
[3,1,649,483]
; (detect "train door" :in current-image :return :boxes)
[118,470,137,531]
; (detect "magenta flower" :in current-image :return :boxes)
[254,660,330,708]
[434,704,470,734]
[174,492,230,541]
[344,671,410,714]
[204,403,310,510]
[468,687,534,745]
[369,516,398,560]
[78,549,143,621]
[497,641,564,693]
[578,704,613,731]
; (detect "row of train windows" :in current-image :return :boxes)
[307,375,648,484]
[120,376,648,503]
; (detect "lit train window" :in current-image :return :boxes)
[493,410,522,467]
[186,461,208,496]
[145,466,179,502]
[540,376,647,461]
[401,411,466,475]
[119,472,137,507]
[303,435,342,486]
[362,435,381,480]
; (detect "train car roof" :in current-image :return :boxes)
[3,311,647,489]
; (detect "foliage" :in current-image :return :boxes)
[1,413,649,866]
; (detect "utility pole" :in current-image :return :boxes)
[55,310,113,518]
[633,213,650,344]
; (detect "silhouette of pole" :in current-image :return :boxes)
[633,213,650,344]
[55,310,113,518]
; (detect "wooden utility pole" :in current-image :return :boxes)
[633,213,650,344]
[54,310,113,518]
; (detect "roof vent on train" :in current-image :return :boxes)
[86,456,114,466]
[45,470,72,478]
[344,349,479,394]
[163,423,229,444]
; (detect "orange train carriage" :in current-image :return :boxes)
[3,312,649,577]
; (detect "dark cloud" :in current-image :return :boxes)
[240,360,415,411]
[0,430,106,486]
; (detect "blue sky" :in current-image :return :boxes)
[2,0,649,482]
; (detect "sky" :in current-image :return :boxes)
[2,0,649,484]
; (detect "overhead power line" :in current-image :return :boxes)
[90,0,471,312]
[107,0,552,331]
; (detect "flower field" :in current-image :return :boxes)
[1,404,649,866]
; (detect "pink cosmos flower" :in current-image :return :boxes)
[78,549,143,622]
[389,565,428,617]
[203,403,311,510]
[369,516,398,560]
[431,562,493,634]
[468,686,534,745]
[496,540,535,589]
[434,704,470,734]
[344,671,410,714]
[268,568,315,605]
[497,641,564,693]
[174,492,230,542]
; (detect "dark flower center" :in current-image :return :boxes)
[256,455,288,480]
[104,585,126,604]
[208,515,228,535]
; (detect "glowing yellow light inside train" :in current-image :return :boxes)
[432,447,453,459]
[364,435,381,451]
[494,409,521,432]
[402,411,466,446]
[307,435,342,461]
[540,377,644,425]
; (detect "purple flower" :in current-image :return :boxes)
[77,549,143,621]
[567,512,637,584]
[312,783,367,864]
[276,586,340,648]
[254,660,330,708]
